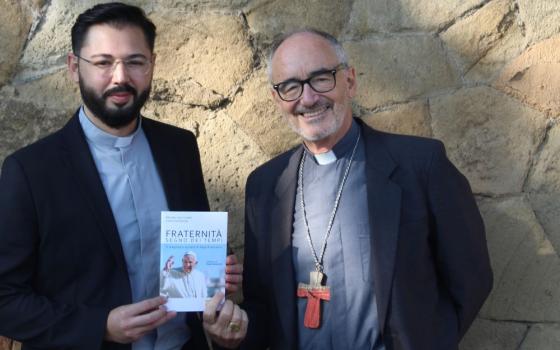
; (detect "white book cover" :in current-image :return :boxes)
[160,211,227,312]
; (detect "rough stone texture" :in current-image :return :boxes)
[154,0,248,11]
[245,0,353,45]
[526,123,560,257]
[143,100,209,136]
[459,318,528,350]
[478,196,560,322]
[495,35,560,117]
[430,86,546,195]
[226,69,299,157]
[441,0,515,75]
[197,112,268,251]
[519,323,560,349]
[345,35,459,110]
[345,0,484,35]
[4,69,79,115]
[0,98,68,162]
[360,101,432,137]
[0,0,36,87]
[465,15,528,83]
[2,0,560,348]
[518,0,560,45]
[152,11,253,107]
[16,0,89,81]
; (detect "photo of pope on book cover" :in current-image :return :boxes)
[160,211,227,312]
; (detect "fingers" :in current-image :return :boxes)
[225,255,243,294]
[105,297,176,344]
[203,292,225,324]
[122,296,167,318]
[226,254,238,265]
[203,294,248,348]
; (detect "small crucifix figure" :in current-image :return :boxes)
[297,270,331,329]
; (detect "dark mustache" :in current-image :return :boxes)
[103,85,137,99]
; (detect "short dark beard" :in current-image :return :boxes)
[79,79,151,129]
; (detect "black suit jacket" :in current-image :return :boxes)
[0,112,210,350]
[241,120,493,350]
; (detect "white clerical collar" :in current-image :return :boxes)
[305,119,360,166]
[79,106,141,149]
[313,150,337,165]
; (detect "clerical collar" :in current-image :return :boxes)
[78,106,142,149]
[304,120,360,165]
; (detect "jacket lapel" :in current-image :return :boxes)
[61,113,129,275]
[270,147,303,346]
[361,124,402,336]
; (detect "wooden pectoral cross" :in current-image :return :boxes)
[297,270,331,329]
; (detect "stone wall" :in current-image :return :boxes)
[1,0,559,348]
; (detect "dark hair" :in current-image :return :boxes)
[71,2,156,54]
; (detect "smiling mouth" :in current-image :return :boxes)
[300,105,330,118]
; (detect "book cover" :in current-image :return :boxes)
[160,211,227,312]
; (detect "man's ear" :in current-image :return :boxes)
[67,53,80,83]
[345,66,357,98]
[271,87,283,107]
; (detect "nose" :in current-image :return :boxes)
[111,60,130,84]
[299,82,319,106]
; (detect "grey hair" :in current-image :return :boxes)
[266,28,349,82]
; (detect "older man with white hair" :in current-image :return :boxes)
[161,251,208,298]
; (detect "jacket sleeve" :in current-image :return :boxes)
[427,141,493,339]
[0,155,110,349]
[239,172,270,350]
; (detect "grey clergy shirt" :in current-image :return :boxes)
[79,108,189,350]
[292,120,385,350]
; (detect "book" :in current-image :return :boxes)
[160,211,227,312]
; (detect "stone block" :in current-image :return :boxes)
[430,86,546,195]
[197,112,268,250]
[143,100,209,136]
[526,124,560,257]
[0,0,38,86]
[519,323,560,350]
[518,0,560,45]
[494,35,560,117]
[345,35,459,110]
[527,123,560,193]
[345,0,484,35]
[465,17,528,83]
[478,196,560,322]
[152,11,253,106]
[244,0,352,45]
[8,69,79,115]
[226,69,300,157]
[154,0,248,11]
[441,0,515,74]
[0,98,68,164]
[360,101,432,137]
[459,318,528,350]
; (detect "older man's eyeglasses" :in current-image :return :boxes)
[273,63,348,102]
[73,54,152,78]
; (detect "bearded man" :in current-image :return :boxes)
[0,3,247,349]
